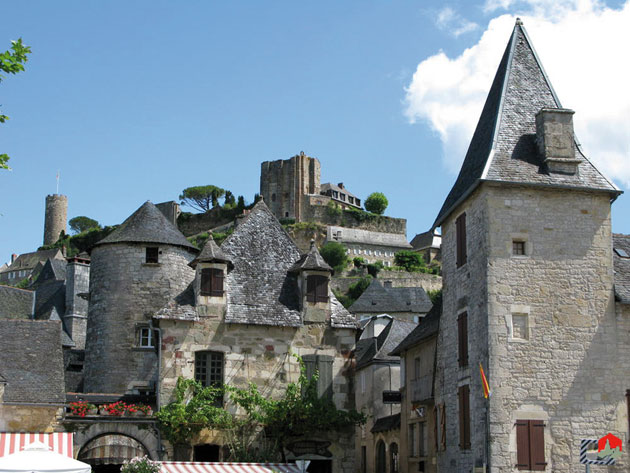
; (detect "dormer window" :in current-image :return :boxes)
[146,247,159,264]
[200,268,224,296]
[306,275,328,303]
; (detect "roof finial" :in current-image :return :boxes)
[515,17,523,26]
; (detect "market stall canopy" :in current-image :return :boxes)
[160,462,302,473]
[0,434,73,458]
[0,441,91,473]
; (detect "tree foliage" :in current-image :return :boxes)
[1,38,31,170]
[364,192,388,215]
[394,250,426,272]
[179,185,226,212]
[319,241,348,273]
[69,216,100,234]
[155,356,365,462]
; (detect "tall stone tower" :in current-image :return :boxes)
[83,201,198,394]
[431,20,626,472]
[43,194,68,245]
[260,152,321,221]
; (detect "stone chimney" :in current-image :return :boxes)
[11,254,17,264]
[383,280,393,288]
[535,108,580,174]
[64,257,90,349]
[338,182,344,189]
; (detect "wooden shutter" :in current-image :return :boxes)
[433,406,439,451]
[458,385,470,449]
[315,276,328,302]
[211,268,224,296]
[440,403,446,450]
[458,312,468,367]
[317,355,334,399]
[530,421,546,470]
[456,213,467,267]
[515,420,530,469]
[200,268,212,295]
[306,276,317,302]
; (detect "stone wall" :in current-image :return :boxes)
[0,405,63,432]
[302,203,407,235]
[65,260,90,349]
[157,318,357,472]
[177,208,236,237]
[84,243,196,393]
[44,194,67,246]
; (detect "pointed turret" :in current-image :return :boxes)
[434,19,620,227]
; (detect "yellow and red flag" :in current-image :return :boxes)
[480,363,491,398]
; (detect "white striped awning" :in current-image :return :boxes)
[160,462,302,473]
[0,433,74,458]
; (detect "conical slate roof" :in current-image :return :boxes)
[189,235,233,269]
[289,240,333,273]
[95,201,197,251]
[434,19,620,228]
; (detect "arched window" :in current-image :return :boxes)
[375,440,386,473]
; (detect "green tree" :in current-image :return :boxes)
[319,241,348,273]
[224,190,235,206]
[69,216,101,234]
[237,195,246,211]
[1,38,31,170]
[364,192,388,215]
[394,250,426,272]
[179,185,226,212]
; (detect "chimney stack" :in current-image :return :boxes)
[535,108,580,174]
[11,254,17,264]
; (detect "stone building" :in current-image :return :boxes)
[321,183,361,210]
[153,201,358,472]
[44,194,68,246]
[354,315,416,473]
[0,247,65,285]
[430,19,628,472]
[83,201,198,394]
[327,226,412,267]
[390,298,442,473]
[410,230,441,264]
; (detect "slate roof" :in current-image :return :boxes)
[32,258,67,287]
[189,235,233,269]
[96,201,197,251]
[410,230,441,251]
[1,248,64,272]
[390,295,442,356]
[0,285,34,319]
[34,280,66,321]
[356,316,417,369]
[350,279,433,314]
[434,20,620,228]
[613,234,630,304]
[0,320,66,404]
[289,240,333,273]
[371,413,401,433]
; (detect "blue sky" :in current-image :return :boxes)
[1,0,629,263]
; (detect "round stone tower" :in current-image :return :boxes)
[83,201,198,394]
[43,194,68,245]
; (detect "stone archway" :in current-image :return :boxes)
[375,440,386,473]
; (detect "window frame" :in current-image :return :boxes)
[194,351,224,405]
[200,267,224,297]
[456,213,467,267]
[137,326,154,348]
[513,240,526,256]
[145,247,159,264]
[306,275,328,303]
[457,312,468,368]
[458,384,471,449]
[302,354,333,399]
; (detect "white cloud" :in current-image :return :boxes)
[406,0,630,188]
[435,7,480,37]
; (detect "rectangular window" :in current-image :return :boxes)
[200,268,224,296]
[418,421,426,456]
[516,420,546,470]
[138,327,154,347]
[306,275,328,303]
[195,351,224,405]
[303,354,333,399]
[458,385,470,449]
[458,312,468,368]
[439,403,446,450]
[349,196,354,204]
[456,213,467,267]
[340,193,346,201]
[414,357,421,380]
[356,198,361,206]
[146,247,159,264]
[409,424,417,457]
[513,240,526,256]
[512,314,529,340]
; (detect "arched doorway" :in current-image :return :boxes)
[78,434,149,473]
[375,440,386,473]
[389,443,399,473]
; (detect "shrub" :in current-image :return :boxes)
[364,192,388,215]
[353,257,366,268]
[347,276,372,301]
[366,261,383,277]
[320,241,348,273]
[394,250,426,272]
[121,456,161,473]
[326,201,342,217]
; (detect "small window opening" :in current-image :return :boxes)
[138,327,154,347]
[146,247,159,264]
[513,241,526,256]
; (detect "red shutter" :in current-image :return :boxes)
[200,268,212,296]
[458,312,468,367]
[529,420,546,470]
[211,268,224,296]
[515,420,530,469]
[306,276,316,302]
[458,385,470,449]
